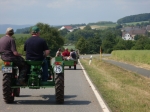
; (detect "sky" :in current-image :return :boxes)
[0,0,150,26]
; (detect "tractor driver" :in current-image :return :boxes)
[24,26,50,82]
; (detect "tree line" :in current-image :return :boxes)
[117,13,150,24]
[60,25,150,54]
[15,27,31,34]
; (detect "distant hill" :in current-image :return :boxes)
[0,24,33,34]
[117,13,150,24]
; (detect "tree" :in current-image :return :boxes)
[36,23,64,56]
[113,39,126,50]
[84,25,92,30]
[132,35,150,50]
[101,31,116,53]
[115,24,122,29]
[75,37,88,54]
[86,36,102,54]
[113,39,134,50]
[59,29,69,37]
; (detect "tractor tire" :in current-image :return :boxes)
[3,73,14,103]
[74,65,76,70]
[14,88,20,97]
[55,73,64,104]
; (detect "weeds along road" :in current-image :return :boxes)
[0,63,104,112]
[81,54,150,78]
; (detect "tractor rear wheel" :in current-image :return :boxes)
[3,73,14,103]
[55,73,64,104]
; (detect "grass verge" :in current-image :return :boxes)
[80,58,150,112]
[111,50,150,70]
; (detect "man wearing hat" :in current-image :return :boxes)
[24,26,50,82]
[0,27,28,85]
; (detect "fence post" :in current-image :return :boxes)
[89,55,92,65]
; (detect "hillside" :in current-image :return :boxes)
[117,13,150,24]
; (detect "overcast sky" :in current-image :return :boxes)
[0,0,150,25]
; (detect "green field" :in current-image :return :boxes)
[111,50,150,69]
[0,34,30,38]
[125,21,149,25]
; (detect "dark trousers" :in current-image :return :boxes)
[12,56,29,80]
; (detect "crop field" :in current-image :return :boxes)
[79,23,116,30]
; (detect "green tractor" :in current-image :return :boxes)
[1,54,64,104]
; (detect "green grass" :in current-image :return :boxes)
[80,58,150,112]
[111,50,150,67]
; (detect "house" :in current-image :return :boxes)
[122,32,134,40]
[59,26,73,32]
[122,26,148,40]
[121,27,133,32]
[59,25,80,32]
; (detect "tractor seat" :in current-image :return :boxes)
[26,60,43,66]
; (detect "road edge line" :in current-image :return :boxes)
[79,60,111,112]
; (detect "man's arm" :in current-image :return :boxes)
[13,51,21,56]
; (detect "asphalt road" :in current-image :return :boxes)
[0,64,103,112]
